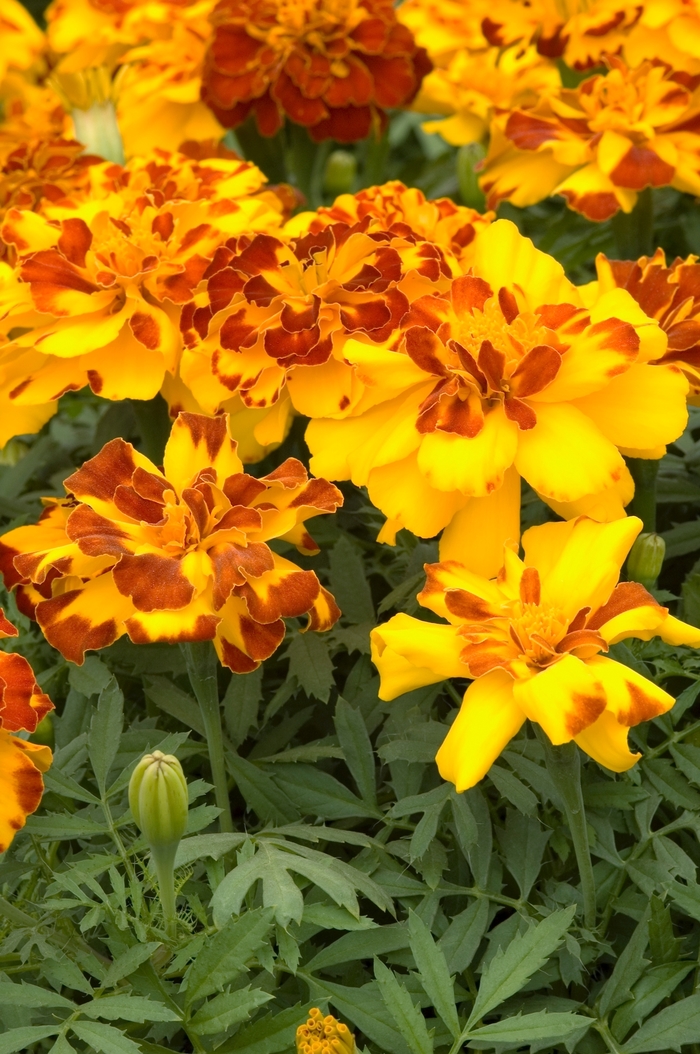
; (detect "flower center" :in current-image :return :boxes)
[509,600,569,667]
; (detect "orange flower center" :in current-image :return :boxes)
[508,600,569,666]
[248,0,365,52]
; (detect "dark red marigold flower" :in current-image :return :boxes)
[200,0,432,141]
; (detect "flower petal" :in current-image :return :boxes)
[512,653,607,744]
[0,730,49,853]
[573,709,640,772]
[438,466,521,578]
[371,613,467,700]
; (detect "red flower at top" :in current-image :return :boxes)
[201,0,432,141]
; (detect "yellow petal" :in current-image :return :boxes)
[436,669,525,792]
[512,653,607,745]
[417,404,519,497]
[586,655,674,726]
[367,451,468,538]
[439,466,521,578]
[36,571,134,665]
[573,709,640,772]
[572,363,688,451]
[471,220,578,309]
[163,412,243,494]
[0,729,50,852]
[371,613,467,701]
[514,401,626,503]
[657,613,700,647]
[418,561,506,622]
[540,465,633,523]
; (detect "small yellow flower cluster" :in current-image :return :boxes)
[402,0,700,219]
[297,1008,355,1054]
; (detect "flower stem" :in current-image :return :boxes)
[152,845,177,939]
[182,641,234,833]
[233,117,287,185]
[71,102,125,165]
[538,734,596,930]
[610,185,654,259]
[627,456,659,533]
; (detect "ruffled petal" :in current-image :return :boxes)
[438,466,521,578]
[371,613,467,700]
[0,730,50,853]
[512,653,607,745]
[573,709,640,772]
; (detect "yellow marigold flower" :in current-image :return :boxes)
[46,0,223,156]
[0,609,53,852]
[371,516,700,788]
[0,76,69,153]
[296,1008,355,1054]
[305,219,685,561]
[396,0,488,67]
[480,58,700,221]
[0,149,285,447]
[415,44,561,148]
[178,184,489,427]
[588,248,700,405]
[0,412,342,670]
[0,0,46,83]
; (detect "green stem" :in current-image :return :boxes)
[182,641,233,833]
[234,117,287,185]
[611,185,654,259]
[538,733,597,930]
[0,894,36,928]
[456,142,486,211]
[152,845,177,939]
[71,101,125,164]
[286,123,331,209]
[627,457,659,533]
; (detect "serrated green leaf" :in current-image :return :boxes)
[330,536,374,624]
[144,676,204,735]
[24,813,108,840]
[464,1011,591,1043]
[70,1021,142,1054]
[0,982,74,1010]
[175,833,248,867]
[0,1026,60,1053]
[408,911,459,1039]
[102,943,162,988]
[306,923,409,973]
[438,899,489,975]
[288,632,334,702]
[186,907,274,1004]
[225,751,298,825]
[612,963,694,1042]
[80,995,180,1022]
[467,907,575,1027]
[496,811,550,901]
[223,667,262,748]
[274,765,379,820]
[621,994,700,1052]
[599,911,650,1017]
[68,655,112,697]
[335,697,376,805]
[374,958,433,1054]
[217,1004,303,1054]
[43,766,102,805]
[88,677,124,794]
[189,987,273,1036]
[49,1035,77,1054]
[489,765,538,817]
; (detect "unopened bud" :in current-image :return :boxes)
[324,150,357,196]
[129,751,188,851]
[627,532,665,589]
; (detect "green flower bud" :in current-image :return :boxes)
[323,150,357,196]
[129,750,188,851]
[627,532,666,590]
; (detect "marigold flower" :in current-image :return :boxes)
[0,149,286,447]
[396,0,488,67]
[0,412,342,671]
[0,609,53,852]
[305,219,685,562]
[46,0,223,156]
[590,249,700,403]
[178,183,491,427]
[200,0,432,142]
[480,58,700,221]
[297,1009,355,1054]
[371,516,700,788]
[414,44,561,148]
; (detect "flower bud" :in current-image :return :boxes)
[129,750,188,851]
[323,150,357,196]
[627,532,665,590]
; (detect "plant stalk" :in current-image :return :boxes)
[610,185,654,259]
[182,641,234,833]
[538,733,597,930]
[627,456,659,533]
[152,845,177,939]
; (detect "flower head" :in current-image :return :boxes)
[481,58,700,220]
[201,0,432,141]
[397,0,488,67]
[0,412,342,671]
[371,516,700,789]
[297,1009,355,1054]
[0,0,46,84]
[0,610,53,851]
[0,148,286,447]
[591,248,700,402]
[305,220,685,552]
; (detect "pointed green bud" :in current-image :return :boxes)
[129,751,188,851]
[627,532,665,590]
[324,150,357,196]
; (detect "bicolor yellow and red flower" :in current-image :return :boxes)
[589,248,700,403]
[480,58,700,220]
[305,220,685,567]
[201,0,431,142]
[179,190,489,428]
[0,610,53,852]
[0,412,342,672]
[0,150,286,447]
[371,516,700,789]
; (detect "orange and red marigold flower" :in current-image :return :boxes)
[201,0,432,141]
[0,412,342,673]
[0,610,53,852]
